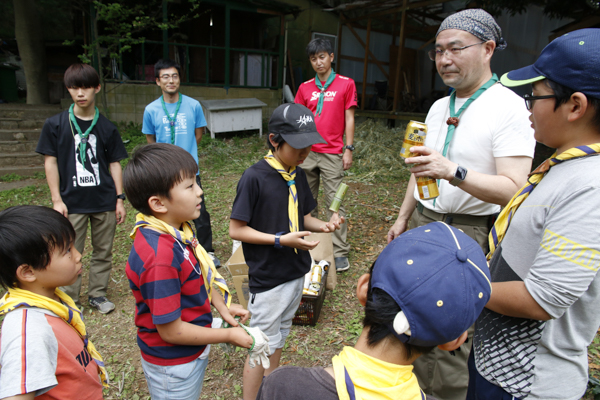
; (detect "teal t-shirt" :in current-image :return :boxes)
[142,94,207,166]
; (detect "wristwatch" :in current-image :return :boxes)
[274,231,285,249]
[449,165,468,186]
[116,193,126,201]
[345,144,355,151]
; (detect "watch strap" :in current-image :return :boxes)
[274,231,285,249]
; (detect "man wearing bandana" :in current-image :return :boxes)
[387,9,535,400]
[295,38,358,273]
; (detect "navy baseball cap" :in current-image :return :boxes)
[500,28,600,99]
[371,222,491,347]
[268,103,327,149]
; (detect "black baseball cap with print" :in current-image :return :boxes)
[268,103,327,149]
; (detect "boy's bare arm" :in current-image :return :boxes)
[486,281,551,321]
[211,290,250,326]
[3,393,36,400]
[44,155,68,217]
[229,218,318,251]
[303,214,345,233]
[145,134,156,143]
[155,317,253,348]
[109,161,126,224]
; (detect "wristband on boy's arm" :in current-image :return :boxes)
[274,232,285,249]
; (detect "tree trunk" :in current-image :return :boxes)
[13,0,49,104]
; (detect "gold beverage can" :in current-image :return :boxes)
[400,121,428,159]
[416,176,439,200]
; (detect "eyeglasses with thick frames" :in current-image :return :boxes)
[159,74,179,81]
[428,41,486,61]
[522,94,557,111]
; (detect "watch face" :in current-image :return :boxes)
[457,166,467,180]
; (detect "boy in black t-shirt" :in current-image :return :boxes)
[36,63,128,313]
[230,103,344,400]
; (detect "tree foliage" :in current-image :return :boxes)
[478,0,600,19]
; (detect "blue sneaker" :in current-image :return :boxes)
[335,257,350,272]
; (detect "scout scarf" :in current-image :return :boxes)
[69,104,99,164]
[264,151,299,253]
[0,287,108,387]
[433,74,498,206]
[161,94,183,144]
[332,346,424,400]
[315,69,336,116]
[130,213,231,306]
[488,144,600,260]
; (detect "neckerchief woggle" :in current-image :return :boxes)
[488,143,600,260]
[161,94,183,144]
[433,74,498,206]
[264,151,299,254]
[0,287,108,387]
[69,103,99,164]
[315,69,336,116]
[130,213,231,306]
[332,346,425,400]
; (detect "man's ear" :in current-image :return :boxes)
[148,195,168,215]
[156,78,161,87]
[94,85,101,94]
[356,273,370,306]
[438,330,468,351]
[566,92,590,123]
[16,264,37,283]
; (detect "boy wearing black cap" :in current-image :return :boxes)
[230,103,344,400]
[256,221,492,400]
[469,28,600,400]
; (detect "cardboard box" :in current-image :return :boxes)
[225,232,336,309]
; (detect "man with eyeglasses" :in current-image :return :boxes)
[387,9,535,400]
[142,58,221,267]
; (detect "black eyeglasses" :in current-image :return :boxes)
[522,94,557,111]
[428,42,486,61]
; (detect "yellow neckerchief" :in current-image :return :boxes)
[331,346,424,400]
[488,143,600,260]
[264,150,299,253]
[0,287,108,387]
[130,213,231,307]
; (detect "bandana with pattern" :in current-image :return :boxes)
[488,144,600,260]
[0,287,108,387]
[437,8,507,51]
[264,151,299,253]
[332,346,424,400]
[130,213,231,306]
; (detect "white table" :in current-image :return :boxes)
[199,98,267,138]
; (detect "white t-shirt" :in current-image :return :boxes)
[414,83,535,216]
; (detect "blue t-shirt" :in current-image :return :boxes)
[142,94,207,165]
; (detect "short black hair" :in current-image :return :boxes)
[306,38,333,58]
[267,133,286,151]
[123,143,198,215]
[154,59,181,78]
[363,262,436,358]
[0,206,75,289]
[64,63,100,88]
[544,79,600,132]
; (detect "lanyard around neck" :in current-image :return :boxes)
[161,94,182,144]
[69,104,99,164]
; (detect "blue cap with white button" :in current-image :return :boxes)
[372,222,492,347]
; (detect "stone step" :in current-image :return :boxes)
[0,140,38,153]
[0,129,42,141]
[0,118,45,130]
[0,104,61,121]
[0,165,45,178]
[0,152,44,167]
